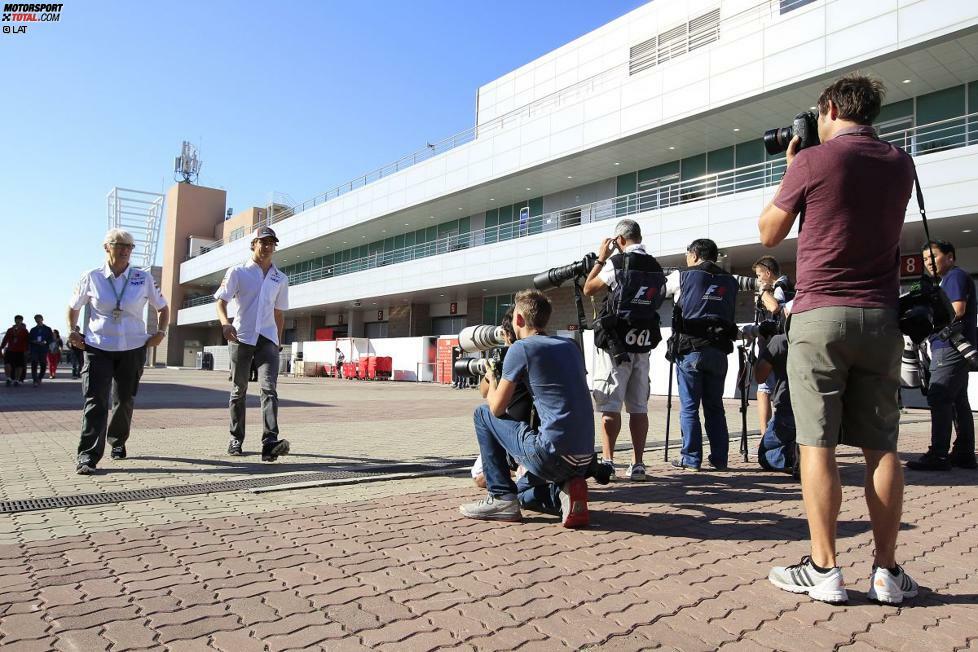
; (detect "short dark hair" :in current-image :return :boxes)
[752,255,781,276]
[514,289,552,329]
[817,74,886,125]
[922,239,955,258]
[687,238,718,262]
[500,307,516,342]
[34,314,43,321]
[14,315,23,321]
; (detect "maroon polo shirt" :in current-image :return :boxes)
[774,125,914,314]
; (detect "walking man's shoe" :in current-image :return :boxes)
[75,464,95,475]
[949,450,978,469]
[459,494,522,522]
[559,477,589,528]
[867,565,918,605]
[769,556,848,604]
[262,439,290,462]
[227,438,243,456]
[110,446,126,460]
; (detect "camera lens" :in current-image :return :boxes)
[763,126,794,156]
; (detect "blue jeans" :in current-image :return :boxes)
[758,408,796,471]
[473,404,585,514]
[927,347,974,457]
[676,347,729,467]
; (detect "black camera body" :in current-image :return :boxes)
[764,111,820,156]
[453,345,508,381]
[899,274,954,344]
[533,252,598,290]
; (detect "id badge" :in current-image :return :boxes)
[112,309,123,323]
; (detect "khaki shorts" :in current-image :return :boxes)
[786,306,902,451]
[591,349,650,414]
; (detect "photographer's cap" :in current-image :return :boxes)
[252,226,279,242]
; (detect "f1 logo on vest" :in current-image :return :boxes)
[702,284,728,301]
[632,286,658,305]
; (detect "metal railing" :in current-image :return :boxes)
[182,112,978,309]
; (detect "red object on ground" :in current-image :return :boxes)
[342,362,357,379]
[375,356,392,380]
[436,338,458,384]
[365,356,377,380]
[357,357,369,380]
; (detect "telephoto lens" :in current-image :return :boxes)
[458,325,507,353]
[947,331,978,371]
[453,358,490,378]
[900,338,923,388]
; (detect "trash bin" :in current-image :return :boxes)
[202,352,214,371]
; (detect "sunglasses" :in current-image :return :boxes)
[109,242,135,250]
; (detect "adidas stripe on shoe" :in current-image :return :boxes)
[769,556,848,604]
[867,565,918,605]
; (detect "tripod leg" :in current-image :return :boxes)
[664,358,674,462]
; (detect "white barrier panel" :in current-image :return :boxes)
[202,345,231,372]
[297,336,436,381]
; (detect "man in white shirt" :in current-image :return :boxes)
[215,226,291,462]
[583,219,667,482]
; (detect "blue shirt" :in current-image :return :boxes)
[930,266,977,351]
[28,324,53,353]
[501,335,594,457]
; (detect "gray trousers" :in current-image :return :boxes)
[78,346,145,466]
[228,336,280,445]
[927,347,974,456]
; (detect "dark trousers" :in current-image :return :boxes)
[228,336,280,446]
[77,346,145,466]
[676,347,730,468]
[69,348,84,377]
[30,348,46,384]
[927,347,975,457]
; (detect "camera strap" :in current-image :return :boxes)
[908,161,941,279]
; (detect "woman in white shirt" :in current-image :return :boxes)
[67,229,169,475]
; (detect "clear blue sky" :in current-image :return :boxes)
[0,0,646,335]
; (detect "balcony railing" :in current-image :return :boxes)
[181,112,978,309]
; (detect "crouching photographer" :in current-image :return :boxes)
[907,239,978,471]
[459,290,594,528]
[754,331,797,476]
[582,219,667,482]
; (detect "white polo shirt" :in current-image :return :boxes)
[69,264,168,352]
[214,259,289,346]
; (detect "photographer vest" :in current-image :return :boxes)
[673,263,739,354]
[595,251,666,354]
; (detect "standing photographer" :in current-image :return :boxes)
[760,74,918,605]
[907,240,977,471]
[665,238,754,471]
[583,219,666,482]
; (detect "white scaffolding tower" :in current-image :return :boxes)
[106,187,166,269]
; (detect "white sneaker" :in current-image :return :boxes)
[459,494,522,522]
[867,565,918,605]
[769,556,848,604]
[627,463,647,481]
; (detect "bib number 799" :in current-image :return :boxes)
[624,328,652,347]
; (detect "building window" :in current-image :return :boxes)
[629,8,720,76]
[229,227,246,242]
[779,0,816,14]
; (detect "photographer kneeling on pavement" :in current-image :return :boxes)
[754,329,796,474]
[907,239,977,471]
[760,74,918,605]
[583,219,666,482]
[460,289,593,528]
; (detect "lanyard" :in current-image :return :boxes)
[110,269,132,313]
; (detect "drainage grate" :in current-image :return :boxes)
[0,460,470,515]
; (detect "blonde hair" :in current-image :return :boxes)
[514,289,552,330]
[103,228,135,247]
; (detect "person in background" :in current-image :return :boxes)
[28,314,53,387]
[2,315,29,387]
[68,325,85,379]
[47,329,63,379]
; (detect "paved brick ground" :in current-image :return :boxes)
[0,369,975,651]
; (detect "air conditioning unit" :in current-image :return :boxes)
[353,300,362,308]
